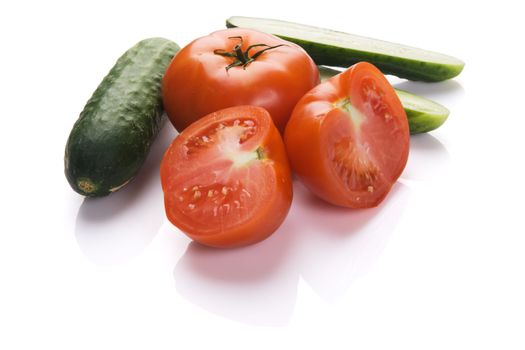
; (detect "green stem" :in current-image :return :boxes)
[214,36,286,72]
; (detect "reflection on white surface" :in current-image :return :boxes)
[173,180,411,326]
[402,133,451,181]
[174,226,298,327]
[72,115,444,326]
[70,115,446,325]
[293,182,410,301]
[75,122,177,266]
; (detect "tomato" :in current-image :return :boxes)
[284,62,409,208]
[160,105,293,248]
[162,28,319,133]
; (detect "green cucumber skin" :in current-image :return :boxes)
[226,19,463,82]
[318,66,449,134]
[394,89,449,134]
[65,38,180,197]
[404,108,448,134]
[278,37,461,82]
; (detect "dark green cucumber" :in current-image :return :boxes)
[319,66,449,134]
[226,16,464,82]
[65,38,179,197]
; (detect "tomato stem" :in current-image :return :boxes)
[256,147,265,160]
[214,36,286,72]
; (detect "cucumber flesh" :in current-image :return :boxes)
[319,66,449,134]
[226,16,464,82]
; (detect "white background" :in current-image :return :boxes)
[1,0,524,349]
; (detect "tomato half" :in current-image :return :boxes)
[160,106,293,248]
[284,62,410,208]
[162,28,319,133]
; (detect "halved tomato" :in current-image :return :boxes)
[161,106,293,248]
[284,62,410,208]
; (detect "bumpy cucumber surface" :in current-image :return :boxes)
[319,66,449,134]
[65,38,179,197]
[227,16,464,82]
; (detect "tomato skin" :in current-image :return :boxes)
[284,62,409,208]
[161,106,292,248]
[162,28,319,133]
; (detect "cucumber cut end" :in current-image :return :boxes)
[395,89,450,116]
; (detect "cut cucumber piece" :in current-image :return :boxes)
[395,89,450,134]
[226,16,464,82]
[319,66,449,134]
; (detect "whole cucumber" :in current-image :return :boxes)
[65,38,179,197]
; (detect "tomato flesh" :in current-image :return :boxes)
[285,62,409,208]
[161,106,292,248]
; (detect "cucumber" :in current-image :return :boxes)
[65,38,180,197]
[395,89,450,134]
[319,66,449,134]
[226,16,464,82]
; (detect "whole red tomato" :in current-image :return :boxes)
[162,28,319,133]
